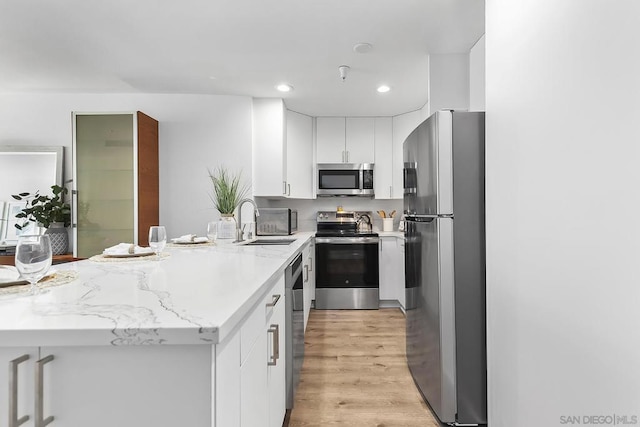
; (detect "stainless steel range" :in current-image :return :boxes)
[314,211,379,309]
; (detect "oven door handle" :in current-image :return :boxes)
[315,237,379,244]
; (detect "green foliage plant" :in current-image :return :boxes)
[208,167,249,215]
[12,185,71,229]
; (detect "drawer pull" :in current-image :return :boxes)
[267,324,279,366]
[266,294,281,308]
[9,354,30,427]
[35,355,55,427]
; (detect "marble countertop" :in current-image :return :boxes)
[0,232,314,347]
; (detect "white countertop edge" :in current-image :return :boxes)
[0,233,315,347]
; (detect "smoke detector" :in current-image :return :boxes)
[338,65,350,82]
[353,43,373,54]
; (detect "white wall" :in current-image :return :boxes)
[469,34,486,111]
[0,93,252,239]
[486,1,640,426]
[428,53,469,114]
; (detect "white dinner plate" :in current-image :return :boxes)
[0,265,20,284]
[170,238,210,244]
[103,251,155,258]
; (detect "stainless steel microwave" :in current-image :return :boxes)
[317,163,374,197]
[256,208,298,235]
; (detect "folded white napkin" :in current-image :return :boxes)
[173,234,209,244]
[103,243,154,256]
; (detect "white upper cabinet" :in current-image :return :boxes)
[316,117,375,164]
[252,100,314,199]
[253,98,287,197]
[392,110,423,199]
[374,117,393,199]
[286,110,314,199]
[345,117,375,164]
[316,117,346,163]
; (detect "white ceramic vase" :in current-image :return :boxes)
[45,222,68,255]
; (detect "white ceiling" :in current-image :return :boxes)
[0,0,484,117]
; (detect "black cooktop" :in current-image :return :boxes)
[315,210,377,238]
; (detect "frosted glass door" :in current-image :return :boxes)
[75,114,135,258]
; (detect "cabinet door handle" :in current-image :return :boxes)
[308,256,313,272]
[35,355,55,427]
[267,324,279,366]
[304,265,309,283]
[266,294,281,308]
[283,181,287,195]
[390,186,392,198]
[346,151,349,162]
[9,354,30,427]
[287,183,291,196]
[71,189,78,229]
[341,150,345,162]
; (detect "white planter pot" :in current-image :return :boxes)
[45,222,69,255]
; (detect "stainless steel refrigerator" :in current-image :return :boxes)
[404,110,487,425]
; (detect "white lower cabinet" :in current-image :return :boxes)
[240,328,268,427]
[1,345,211,427]
[302,240,315,330]
[0,347,37,427]
[219,274,286,427]
[379,236,406,308]
[1,274,289,427]
[267,289,286,427]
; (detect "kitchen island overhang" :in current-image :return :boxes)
[0,232,314,347]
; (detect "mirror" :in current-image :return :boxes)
[0,145,64,244]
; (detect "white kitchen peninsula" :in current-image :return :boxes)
[0,233,314,427]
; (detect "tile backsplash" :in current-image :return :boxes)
[255,197,403,232]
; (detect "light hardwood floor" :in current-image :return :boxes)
[287,309,442,427]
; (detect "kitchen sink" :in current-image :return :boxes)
[242,239,296,246]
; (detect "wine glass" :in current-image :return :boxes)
[15,234,53,295]
[206,221,217,243]
[148,226,167,260]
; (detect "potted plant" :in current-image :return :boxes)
[12,184,71,255]
[208,167,249,243]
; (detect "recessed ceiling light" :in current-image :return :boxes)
[377,85,391,93]
[353,43,373,54]
[276,83,293,92]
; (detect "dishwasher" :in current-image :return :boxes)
[285,253,304,409]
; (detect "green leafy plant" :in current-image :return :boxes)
[12,185,71,229]
[208,167,249,215]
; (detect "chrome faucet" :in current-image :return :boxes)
[235,198,260,242]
